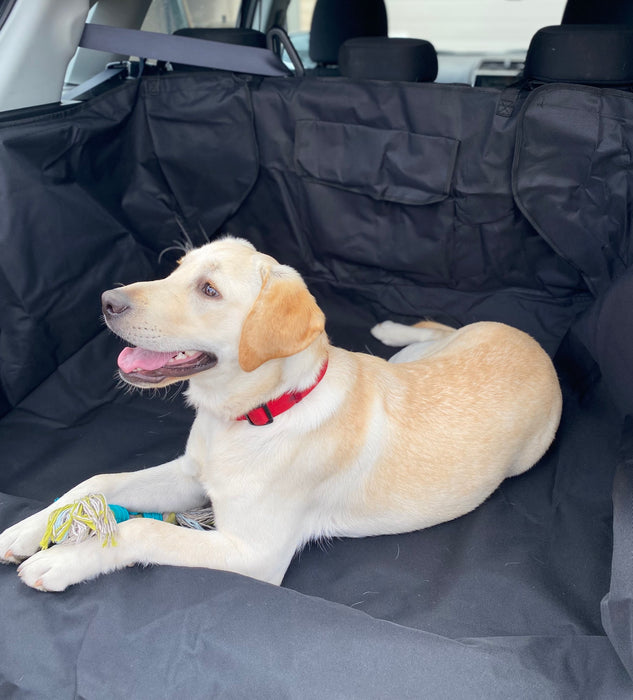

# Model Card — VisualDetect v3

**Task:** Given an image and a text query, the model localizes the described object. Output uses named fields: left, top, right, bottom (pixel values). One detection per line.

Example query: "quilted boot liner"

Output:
left=1, top=72, right=632, bottom=696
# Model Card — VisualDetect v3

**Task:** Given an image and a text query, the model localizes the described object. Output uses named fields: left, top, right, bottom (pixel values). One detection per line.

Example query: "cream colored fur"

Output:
left=0, top=237, right=562, bottom=591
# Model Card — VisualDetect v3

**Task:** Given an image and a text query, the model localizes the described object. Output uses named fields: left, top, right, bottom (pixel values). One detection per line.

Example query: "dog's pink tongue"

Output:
left=118, top=347, right=174, bottom=373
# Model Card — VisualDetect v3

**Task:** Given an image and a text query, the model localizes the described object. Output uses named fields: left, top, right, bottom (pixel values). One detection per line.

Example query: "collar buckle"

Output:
left=246, top=403, right=274, bottom=426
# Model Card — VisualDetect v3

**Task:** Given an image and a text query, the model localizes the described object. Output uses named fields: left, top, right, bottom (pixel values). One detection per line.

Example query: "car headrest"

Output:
left=524, top=25, right=633, bottom=85
left=339, top=37, right=438, bottom=82
left=562, top=0, right=633, bottom=24
left=309, top=0, right=388, bottom=66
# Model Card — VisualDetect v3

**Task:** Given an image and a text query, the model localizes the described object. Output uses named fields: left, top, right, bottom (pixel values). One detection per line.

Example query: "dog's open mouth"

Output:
left=117, top=347, right=217, bottom=384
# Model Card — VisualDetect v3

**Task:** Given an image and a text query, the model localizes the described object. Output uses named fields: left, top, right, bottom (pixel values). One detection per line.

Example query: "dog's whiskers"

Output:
left=158, top=215, right=208, bottom=265
left=174, top=215, right=196, bottom=252
left=197, top=220, right=211, bottom=243
left=158, top=243, right=189, bottom=264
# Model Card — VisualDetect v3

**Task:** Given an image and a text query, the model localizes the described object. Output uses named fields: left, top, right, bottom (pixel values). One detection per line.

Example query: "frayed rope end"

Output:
left=39, top=494, right=118, bottom=550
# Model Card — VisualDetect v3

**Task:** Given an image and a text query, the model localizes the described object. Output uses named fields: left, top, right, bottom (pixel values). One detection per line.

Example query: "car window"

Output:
left=385, top=0, right=567, bottom=53
left=285, top=0, right=568, bottom=83
left=142, top=0, right=243, bottom=33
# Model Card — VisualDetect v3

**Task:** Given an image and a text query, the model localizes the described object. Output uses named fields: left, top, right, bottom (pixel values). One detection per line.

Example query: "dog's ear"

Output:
left=238, top=266, right=325, bottom=372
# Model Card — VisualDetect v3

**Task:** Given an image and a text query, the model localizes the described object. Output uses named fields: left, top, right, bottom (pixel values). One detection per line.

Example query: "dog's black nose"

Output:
left=102, top=289, right=131, bottom=317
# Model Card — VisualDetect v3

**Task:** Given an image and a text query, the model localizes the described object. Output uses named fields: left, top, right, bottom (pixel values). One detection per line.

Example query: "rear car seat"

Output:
left=308, top=0, right=387, bottom=76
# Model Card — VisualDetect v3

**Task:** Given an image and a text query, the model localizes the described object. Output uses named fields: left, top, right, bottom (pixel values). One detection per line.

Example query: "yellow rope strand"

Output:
left=39, top=494, right=118, bottom=550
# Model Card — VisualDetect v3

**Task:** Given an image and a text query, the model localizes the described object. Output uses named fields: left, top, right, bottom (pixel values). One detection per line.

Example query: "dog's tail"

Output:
left=371, top=320, right=455, bottom=348
left=412, top=320, right=455, bottom=333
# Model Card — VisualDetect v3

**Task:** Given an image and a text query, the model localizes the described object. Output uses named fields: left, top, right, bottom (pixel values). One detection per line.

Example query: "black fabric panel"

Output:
left=226, top=78, right=591, bottom=356
left=0, top=536, right=630, bottom=699
left=0, top=86, right=156, bottom=406
left=138, top=74, right=259, bottom=237
left=248, top=79, right=584, bottom=298
left=295, top=120, right=456, bottom=204
left=602, top=418, right=633, bottom=679
left=571, top=266, right=633, bottom=418
left=514, top=84, right=633, bottom=295
left=0, top=377, right=630, bottom=697
left=0, top=74, right=258, bottom=408
left=594, top=270, right=633, bottom=417
left=0, top=382, right=9, bottom=420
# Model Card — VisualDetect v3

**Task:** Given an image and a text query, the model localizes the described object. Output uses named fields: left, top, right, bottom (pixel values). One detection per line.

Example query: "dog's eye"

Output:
left=201, top=282, right=220, bottom=298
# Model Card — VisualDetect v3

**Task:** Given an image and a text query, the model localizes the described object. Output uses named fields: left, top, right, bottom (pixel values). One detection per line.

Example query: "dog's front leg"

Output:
left=16, top=518, right=295, bottom=591
left=0, top=457, right=207, bottom=564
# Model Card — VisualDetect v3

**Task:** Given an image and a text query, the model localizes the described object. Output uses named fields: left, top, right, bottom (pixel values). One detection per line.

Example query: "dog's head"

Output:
left=102, top=237, right=325, bottom=389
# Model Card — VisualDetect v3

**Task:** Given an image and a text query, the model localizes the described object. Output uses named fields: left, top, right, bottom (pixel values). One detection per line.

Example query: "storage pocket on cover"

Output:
left=294, top=120, right=458, bottom=206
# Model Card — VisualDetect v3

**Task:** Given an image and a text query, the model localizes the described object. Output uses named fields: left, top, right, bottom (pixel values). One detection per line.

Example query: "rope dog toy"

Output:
left=39, top=493, right=215, bottom=550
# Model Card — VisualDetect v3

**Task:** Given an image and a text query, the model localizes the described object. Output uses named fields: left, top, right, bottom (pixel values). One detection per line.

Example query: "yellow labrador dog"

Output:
left=0, top=237, right=562, bottom=591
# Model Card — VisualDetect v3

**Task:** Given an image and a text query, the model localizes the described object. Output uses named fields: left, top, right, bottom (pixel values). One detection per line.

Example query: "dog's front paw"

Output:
left=17, top=538, right=118, bottom=592
left=17, top=546, right=80, bottom=592
left=0, top=511, right=50, bottom=564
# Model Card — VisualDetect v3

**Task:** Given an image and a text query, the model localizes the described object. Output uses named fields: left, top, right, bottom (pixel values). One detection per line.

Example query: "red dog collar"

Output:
left=237, top=359, right=328, bottom=426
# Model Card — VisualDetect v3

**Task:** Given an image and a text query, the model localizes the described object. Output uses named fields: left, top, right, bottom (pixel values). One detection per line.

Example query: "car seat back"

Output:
left=309, top=0, right=388, bottom=75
